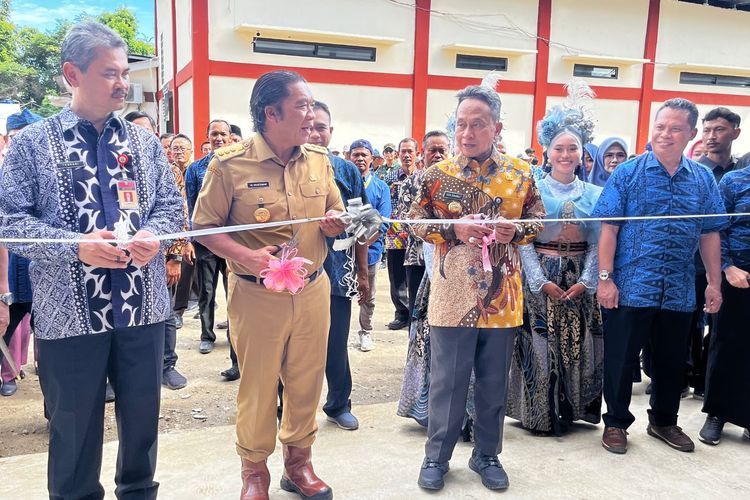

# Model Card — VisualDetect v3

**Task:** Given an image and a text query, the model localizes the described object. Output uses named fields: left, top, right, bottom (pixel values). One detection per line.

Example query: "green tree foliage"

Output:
left=1, top=2, right=154, bottom=113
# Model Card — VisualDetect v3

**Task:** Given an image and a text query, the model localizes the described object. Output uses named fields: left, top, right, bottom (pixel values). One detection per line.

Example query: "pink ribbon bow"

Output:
left=481, top=231, right=496, bottom=272
left=259, top=247, right=313, bottom=295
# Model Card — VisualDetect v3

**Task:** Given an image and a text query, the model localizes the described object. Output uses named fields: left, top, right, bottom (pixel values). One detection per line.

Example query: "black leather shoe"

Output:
left=387, top=319, right=408, bottom=330
left=162, top=367, right=188, bottom=390
left=417, top=457, right=448, bottom=491
left=0, top=379, right=17, bottom=396
left=105, top=382, right=115, bottom=403
left=175, top=314, right=184, bottom=330
left=199, top=340, right=214, bottom=354
left=468, top=450, right=509, bottom=490
left=699, top=415, right=724, bottom=445
left=221, top=365, right=240, bottom=381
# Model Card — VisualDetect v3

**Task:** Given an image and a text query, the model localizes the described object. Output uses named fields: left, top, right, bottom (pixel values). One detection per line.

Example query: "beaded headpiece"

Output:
left=537, top=79, right=596, bottom=148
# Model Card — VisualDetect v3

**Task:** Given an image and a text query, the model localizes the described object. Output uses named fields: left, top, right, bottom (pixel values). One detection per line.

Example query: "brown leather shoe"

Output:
left=240, top=458, right=270, bottom=500
left=601, top=426, right=628, bottom=454
left=647, top=424, right=695, bottom=452
left=280, top=445, right=333, bottom=500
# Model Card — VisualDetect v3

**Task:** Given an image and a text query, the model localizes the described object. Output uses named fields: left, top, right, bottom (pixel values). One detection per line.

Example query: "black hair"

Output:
left=422, top=130, right=449, bottom=149
left=206, top=119, right=231, bottom=136
left=657, top=98, right=699, bottom=129
left=123, top=110, right=156, bottom=131
left=313, top=100, right=331, bottom=121
left=398, top=137, right=418, bottom=151
left=170, top=133, right=192, bottom=146
left=702, top=107, right=741, bottom=128
left=249, top=70, right=306, bottom=133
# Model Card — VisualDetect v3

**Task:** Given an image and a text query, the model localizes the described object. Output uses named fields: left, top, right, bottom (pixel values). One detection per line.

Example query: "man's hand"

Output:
left=542, top=282, right=566, bottom=300
left=126, top=230, right=161, bottom=267
left=78, top=231, right=129, bottom=269
left=597, top=279, right=619, bottom=309
left=240, top=246, right=278, bottom=276
left=454, top=215, right=493, bottom=247
left=492, top=217, right=517, bottom=244
left=0, top=303, right=9, bottom=332
left=183, top=242, right=195, bottom=265
left=724, top=266, right=749, bottom=289
left=704, top=283, right=723, bottom=313
left=166, top=259, right=182, bottom=287
left=357, top=272, right=370, bottom=305
left=562, top=283, right=587, bottom=300
left=319, top=210, right=347, bottom=237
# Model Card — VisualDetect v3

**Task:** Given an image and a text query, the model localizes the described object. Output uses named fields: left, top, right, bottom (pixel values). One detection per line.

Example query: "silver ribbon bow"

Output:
left=332, top=197, right=384, bottom=251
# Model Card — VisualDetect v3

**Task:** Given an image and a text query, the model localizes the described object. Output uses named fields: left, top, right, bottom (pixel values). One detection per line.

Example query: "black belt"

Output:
left=534, top=241, right=588, bottom=252
left=236, top=267, right=323, bottom=286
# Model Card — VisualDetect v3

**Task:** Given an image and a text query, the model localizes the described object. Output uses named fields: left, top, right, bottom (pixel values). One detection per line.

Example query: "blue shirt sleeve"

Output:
left=185, top=161, right=199, bottom=219
left=718, top=174, right=735, bottom=269
left=700, top=170, right=728, bottom=234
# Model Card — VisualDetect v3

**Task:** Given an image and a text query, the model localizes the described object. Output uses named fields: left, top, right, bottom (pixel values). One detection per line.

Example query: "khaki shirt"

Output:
left=192, top=133, right=344, bottom=276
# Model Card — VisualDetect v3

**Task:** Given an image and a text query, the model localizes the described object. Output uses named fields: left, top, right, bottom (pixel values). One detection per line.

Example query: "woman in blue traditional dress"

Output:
left=507, top=81, right=604, bottom=435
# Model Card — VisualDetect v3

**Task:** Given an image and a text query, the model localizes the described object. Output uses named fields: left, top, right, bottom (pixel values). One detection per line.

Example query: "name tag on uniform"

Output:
left=56, top=160, right=85, bottom=169
left=444, top=191, right=464, bottom=201
left=247, top=181, right=270, bottom=189
left=116, top=180, right=139, bottom=209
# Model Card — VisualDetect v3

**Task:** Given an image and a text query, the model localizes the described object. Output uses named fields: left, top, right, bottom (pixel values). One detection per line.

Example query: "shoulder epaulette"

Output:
left=304, top=143, right=329, bottom=155
left=214, top=141, right=248, bottom=162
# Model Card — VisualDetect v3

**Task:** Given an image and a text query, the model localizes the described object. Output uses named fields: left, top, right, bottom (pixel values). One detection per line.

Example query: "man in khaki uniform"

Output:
left=193, top=70, right=345, bottom=500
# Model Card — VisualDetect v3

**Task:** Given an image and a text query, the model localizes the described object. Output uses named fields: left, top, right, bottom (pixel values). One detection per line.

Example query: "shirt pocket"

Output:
left=300, top=182, right=329, bottom=218
left=236, top=188, right=283, bottom=224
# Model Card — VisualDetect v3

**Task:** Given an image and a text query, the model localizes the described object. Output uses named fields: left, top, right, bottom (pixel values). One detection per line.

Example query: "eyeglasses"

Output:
left=170, top=146, right=191, bottom=153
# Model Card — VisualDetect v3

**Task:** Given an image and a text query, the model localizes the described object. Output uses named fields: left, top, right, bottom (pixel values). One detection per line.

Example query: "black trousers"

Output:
left=386, top=249, right=409, bottom=322
left=405, top=264, right=425, bottom=323
left=602, top=306, right=692, bottom=429
left=37, top=322, right=165, bottom=500
left=164, top=287, right=179, bottom=371
left=702, top=275, right=750, bottom=428
left=426, top=326, right=516, bottom=463
left=323, top=295, right=353, bottom=417
left=194, top=242, right=227, bottom=343
left=1, top=302, right=33, bottom=377
left=687, top=274, right=712, bottom=392
left=173, top=260, right=196, bottom=315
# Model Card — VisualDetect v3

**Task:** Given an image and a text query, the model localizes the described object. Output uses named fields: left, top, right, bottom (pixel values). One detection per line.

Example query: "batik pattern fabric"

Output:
left=591, top=152, right=727, bottom=312
left=385, top=166, right=408, bottom=251
left=0, top=107, right=183, bottom=339
left=166, top=163, right=189, bottom=258
left=718, top=167, right=750, bottom=270
left=398, top=169, right=426, bottom=266
left=507, top=176, right=603, bottom=434
left=409, top=149, right=545, bottom=328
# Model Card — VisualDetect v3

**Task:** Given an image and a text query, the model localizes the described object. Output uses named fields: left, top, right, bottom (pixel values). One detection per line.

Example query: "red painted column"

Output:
left=530, top=0, right=552, bottom=154
left=170, top=0, right=179, bottom=131
left=636, top=0, right=661, bottom=153
left=191, top=0, right=210, bottom=156
left=411, top=0, right=431, bottom=143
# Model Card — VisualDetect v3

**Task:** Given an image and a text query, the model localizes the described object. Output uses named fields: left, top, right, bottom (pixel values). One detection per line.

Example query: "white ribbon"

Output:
left=332, top=197, right=385, bottom=251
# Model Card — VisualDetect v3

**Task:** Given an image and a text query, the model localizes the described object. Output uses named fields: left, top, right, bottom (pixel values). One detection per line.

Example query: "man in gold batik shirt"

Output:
left=409, top=84, right=545, bottom=493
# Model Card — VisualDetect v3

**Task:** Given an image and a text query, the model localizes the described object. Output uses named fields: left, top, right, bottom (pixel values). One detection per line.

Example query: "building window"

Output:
left=252, top=38, right=376, bottom=62
left=573, top=63, right=618, bottom=79
left=455, top=54, right=508, bottom=72
left=678, top=0, right=750, bottom=12
left=680, top=72, right=750, bottom=88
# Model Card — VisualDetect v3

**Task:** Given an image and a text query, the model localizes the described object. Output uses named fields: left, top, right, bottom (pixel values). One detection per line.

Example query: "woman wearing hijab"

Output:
left=507, top=80, right=604, bottom=435
left=589, top=137, right=628, bottom=187
left=583, top=143, right=599, bottom=179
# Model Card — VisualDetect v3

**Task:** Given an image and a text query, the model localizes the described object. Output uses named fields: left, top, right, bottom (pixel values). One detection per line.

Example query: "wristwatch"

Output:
left=167, top=254, right=183, bottom=262
left=598, top=270, right=612, bottom=281
left=0, top=292, right=14, bottom=306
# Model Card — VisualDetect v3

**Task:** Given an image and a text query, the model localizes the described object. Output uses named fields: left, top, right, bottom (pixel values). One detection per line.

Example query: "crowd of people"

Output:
left=0, top=20, right=748, bottom=500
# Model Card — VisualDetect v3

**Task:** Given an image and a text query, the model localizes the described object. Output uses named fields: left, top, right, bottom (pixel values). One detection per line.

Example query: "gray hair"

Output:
left=657, top=98, right=699, bottom=129
left=456, top=85, right=502, bottom=123
left=61, top=21, right=128, bottom=72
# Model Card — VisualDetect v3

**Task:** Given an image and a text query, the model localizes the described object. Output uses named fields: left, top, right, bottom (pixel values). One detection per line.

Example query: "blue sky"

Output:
left=10, top=0, right=155, bottom=43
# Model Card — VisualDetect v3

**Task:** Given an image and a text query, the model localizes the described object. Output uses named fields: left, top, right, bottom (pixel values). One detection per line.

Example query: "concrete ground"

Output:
left=1, top=386, right=748, bottom=499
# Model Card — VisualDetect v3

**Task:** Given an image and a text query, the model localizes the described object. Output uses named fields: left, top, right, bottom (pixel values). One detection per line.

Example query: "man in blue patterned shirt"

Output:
left=0, top=22, right=183, bottom=499
left=593, top=98, right=726, bottom=455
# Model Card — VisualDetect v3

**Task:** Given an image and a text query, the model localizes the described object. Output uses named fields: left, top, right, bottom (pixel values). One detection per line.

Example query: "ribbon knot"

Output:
left=481, top=231, right=497, bottom=272
left=332, top=197, right=384, bottom=251
left=259, top=247, right=313, bottom=294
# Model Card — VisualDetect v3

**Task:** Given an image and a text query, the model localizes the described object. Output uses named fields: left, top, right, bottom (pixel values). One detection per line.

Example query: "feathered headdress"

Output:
left=537, top=79, right=596, bottom=147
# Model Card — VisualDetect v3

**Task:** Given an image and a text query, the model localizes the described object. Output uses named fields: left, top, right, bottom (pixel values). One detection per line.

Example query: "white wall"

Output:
left=175, top=0, right=192, bottom=71
left=156, top=0, right=173, bottom=84
left=428, top=0, right=538, bottom=81
left=178, top=79, right=194, bottom=139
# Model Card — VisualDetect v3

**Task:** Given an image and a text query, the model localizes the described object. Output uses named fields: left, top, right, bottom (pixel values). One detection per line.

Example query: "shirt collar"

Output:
left=456, top=146, right=504, bottom=175
left=697, top=154, right=737, bottom=171
left=58, top=106, right=122, bottom=133
left=253, top=133, right=304, bottom=165
left=645, top=151, right=693, bottom=175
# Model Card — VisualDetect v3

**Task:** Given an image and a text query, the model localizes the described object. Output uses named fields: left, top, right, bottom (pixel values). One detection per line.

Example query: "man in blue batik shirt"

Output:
left=593, top=98, right=726, bottom=456
left=0, top=22, right=183, bottom=499
left=349, top=139, right=391, bottom=353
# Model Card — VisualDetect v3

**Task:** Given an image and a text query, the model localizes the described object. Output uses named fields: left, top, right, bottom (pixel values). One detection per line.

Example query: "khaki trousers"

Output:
left=228, top=272, right=331, bottom=462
